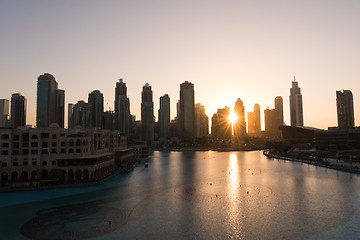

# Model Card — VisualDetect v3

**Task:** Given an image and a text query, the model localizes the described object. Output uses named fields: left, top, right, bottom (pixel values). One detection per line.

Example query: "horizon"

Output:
left=1, top=1, right=359, bottom=130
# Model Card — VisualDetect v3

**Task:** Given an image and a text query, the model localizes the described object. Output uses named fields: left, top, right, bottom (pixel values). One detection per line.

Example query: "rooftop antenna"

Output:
left=294, top=75, right=296, bottom=82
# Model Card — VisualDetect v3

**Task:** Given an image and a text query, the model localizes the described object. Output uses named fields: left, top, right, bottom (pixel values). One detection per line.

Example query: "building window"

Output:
left=1, top=150, right=8, bottom=155
left=22, top=142, right=29, bottom=147
left=13, top=134, right=19, bottom=141
left=2, top=162, right=7, bottom=167
left=41, top=133, right=49, bottom=139
left=60, top=141, right=66, bottom=147
left=52, top=134, right=56, bottom=139
left=31, top=142, right=38, bottom=147
left=42, top=142, right=48, bottom=148
left=52, top=142, right=57, bottom=147
left=23, top=161, right=28, bottom=166
left=12, top=150, right=19, bottom=155
left=31, top=149, right=38, bottom=155
left=32, top=161, right=37, bottom=166
left=51, top=149, right=56, bottom=154
left=22, top=133, right=29, bottom=142
left=1, top=134, right=9, bottom=140
left=13, top=142, right=19, bottom=148
left=13, top=162, right=18, bottom=166
left=60, top=149, right=66, bottom=153
left=22, top=149, right=29, bottom=155
left=1, top=142, right=9, bottom=148
left=31, top=135, right=38, bottom=140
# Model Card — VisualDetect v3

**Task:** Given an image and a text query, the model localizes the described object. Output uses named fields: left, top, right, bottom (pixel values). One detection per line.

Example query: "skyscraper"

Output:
left=274, top=96, right=284, bottom=126
left=115, top=79, right=131, bottom=134
left=195, top=103, right=209, bottom=138
left=88, top=90, right=104, bottom=128
left=141, top=83, right=154, bottom=145
left=179, top=81, right=195, bottom=143
left=264, top=96, right=284, bottom=135
left=248, top=104, right=261, bottom=133
left=68, top=104, right=74, bottom=128
left=72, top=101, right=91, bottom=128
left=234, top=98, right=246, bottom=138
left=336, top=90, right=354, bottom=128
left=289, top=76, right=303, bottom=127
left=10, top=93, right=26, bottom=128
left=0, top=99, right=9, bottom=127
left=159, top=94, right=170, bottom=139
left=36, top=73, right=65, bottom=128
left=211, top=106, right=231, bottom=140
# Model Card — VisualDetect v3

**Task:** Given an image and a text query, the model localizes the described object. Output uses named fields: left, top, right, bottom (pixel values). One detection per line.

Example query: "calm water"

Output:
left=0, top=150, right=359, bottom=240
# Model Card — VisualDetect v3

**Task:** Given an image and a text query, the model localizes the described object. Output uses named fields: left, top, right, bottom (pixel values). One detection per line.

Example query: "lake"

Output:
left=0, top=150, right=359, bottom=239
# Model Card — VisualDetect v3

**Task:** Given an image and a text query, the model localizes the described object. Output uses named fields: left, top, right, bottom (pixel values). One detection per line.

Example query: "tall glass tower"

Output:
left=289, top=76, right=303, bottom=127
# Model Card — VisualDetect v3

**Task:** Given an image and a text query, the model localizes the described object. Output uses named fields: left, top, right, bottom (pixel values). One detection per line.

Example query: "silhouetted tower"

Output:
left=248, top=104, right=261, bottom=133
left=289, top=76, right=303, bottom=127
left=36, top=73, right=65, bottom=128
left=10, top=93, right=26, bottom=128
left=179, top=81, right=195, bottom=143
left=159, top=94, right=170, bottom=139
left=336, top=90, right=354, bottom=128
left=115, top=79, right=131, bottom=134
left=141, top=83, right=154, bottom=145
left=234, top=98, right=246, bottom=139
left=88, top=90, right=104, bottom=128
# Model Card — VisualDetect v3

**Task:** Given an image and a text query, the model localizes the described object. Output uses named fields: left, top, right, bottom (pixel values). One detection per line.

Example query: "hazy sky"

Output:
left=1, top=0, right=359, bottom=130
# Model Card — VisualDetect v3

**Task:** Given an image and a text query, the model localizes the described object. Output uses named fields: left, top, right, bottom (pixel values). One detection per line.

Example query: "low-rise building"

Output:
left=0, top=124, right=136, bottom=187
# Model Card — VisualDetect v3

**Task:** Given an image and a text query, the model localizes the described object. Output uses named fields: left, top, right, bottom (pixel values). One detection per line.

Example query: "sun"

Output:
left=228, top=110, right=238, bottom=124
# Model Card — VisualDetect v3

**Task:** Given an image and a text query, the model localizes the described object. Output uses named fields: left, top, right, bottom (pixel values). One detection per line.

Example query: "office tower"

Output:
left=211, top=106, right=231, bottom=140
left=115, top=79, right=131, bottom=134
left=56, top=89, right=65, bottom=128
left=337, top=90, right=354, bottom=128
left=159, top=94, right=170, bottom=139
left=0, top=99, right=9, bottom=127
left=88, top=90, right=104, bottom=128
left=36, top=73, right=65, bottom=128
left=103, top=110, right=115, bottom=130
left=274, top=96, right=284, bottom=126
left=264, top=96, right=284, bottom=134
left=289, top=76, right=303, bottom=127
left=248, top=104, right=261, bottom=133
left=72, top=101, right=91, bottom=128
left=141, top=83, right=154, bottom=145
left=10, top=93, right=27, bottom=128
left=234, top=98, right=246, bottom=138
left=264, top=107, right=274, bottom=132
left=68, top=104, right=74, bottom=128
left=179, top=81, right=195, bottom=143
left=195, top=103, right=209, bottom=138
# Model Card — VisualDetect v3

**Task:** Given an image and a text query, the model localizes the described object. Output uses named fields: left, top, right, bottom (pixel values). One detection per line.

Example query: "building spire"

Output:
left=294, top=75, right=296, bottom=82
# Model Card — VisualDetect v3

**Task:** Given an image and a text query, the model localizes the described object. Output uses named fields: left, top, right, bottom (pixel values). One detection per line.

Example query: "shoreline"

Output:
left=263, top=150, right=360, bottom=174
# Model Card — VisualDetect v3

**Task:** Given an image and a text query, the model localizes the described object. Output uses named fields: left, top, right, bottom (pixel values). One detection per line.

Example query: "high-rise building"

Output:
left=264, top=96, right=284, bottom=135
left=103, top=110, right=115, bottom=130
left=159, top=94, right=170, bottom=139
left=56, top=89, right=65, bottom=128
left=115, top=79, right=131, bottom=134
left=72, top=101, right=91, bottom=128
left=289, top=76, right=303, bottom=127
left=36, top=73, right=65, bottom=128
left=179, top=81, right=195, bottom=143
left=195, top=103, right=209, bottom=138
left=88, top=90, right=104, bottom=128
left=211, top=106, right=231, bottom=140
left=68, top=104, right=74, bottom=128
left=248, top=104, right=261, bottom=133
left=234, top=98, right=246, bottom=138
left=0, top=99, right=9, bottom=127
left=141, top=83, right=154, bottom=145
left=336, top=90, right=354, bottom=128
left=10, top=93, right=26, bottom=128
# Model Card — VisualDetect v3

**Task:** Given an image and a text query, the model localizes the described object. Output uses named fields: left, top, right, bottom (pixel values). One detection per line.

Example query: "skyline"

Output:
left=1, top=1, right=360, bottom=129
